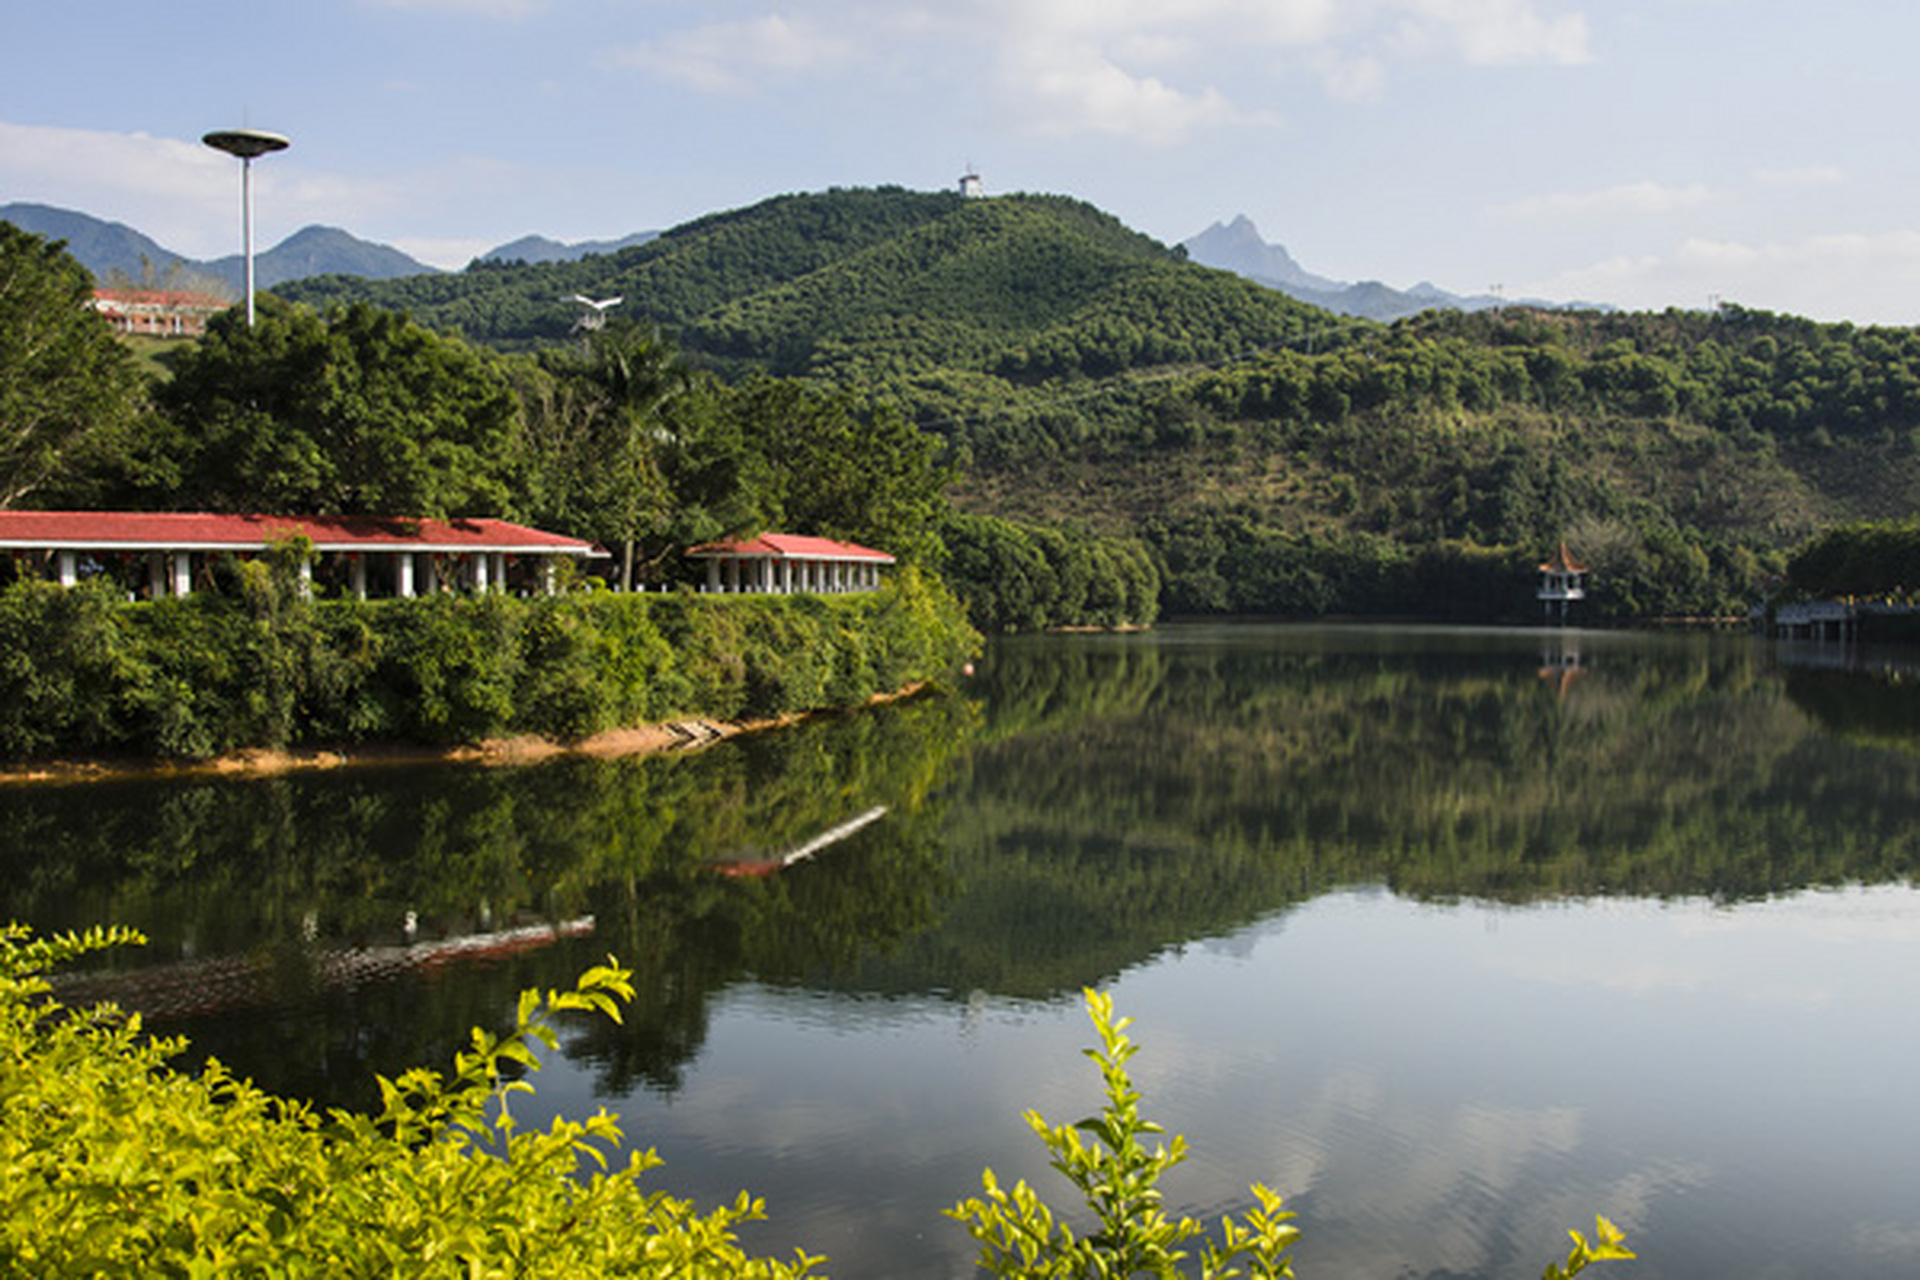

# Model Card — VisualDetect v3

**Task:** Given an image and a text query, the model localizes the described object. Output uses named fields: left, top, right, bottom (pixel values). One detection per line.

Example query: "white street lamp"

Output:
left=203, top=128, right=290, bottom=328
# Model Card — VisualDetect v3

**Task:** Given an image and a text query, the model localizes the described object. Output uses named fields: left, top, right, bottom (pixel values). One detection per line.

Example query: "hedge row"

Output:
left=0, top=567, right=978, bottom=761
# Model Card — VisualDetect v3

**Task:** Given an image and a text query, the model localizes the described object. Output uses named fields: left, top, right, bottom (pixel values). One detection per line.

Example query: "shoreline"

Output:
left=0, top=683, right=928, bottom=787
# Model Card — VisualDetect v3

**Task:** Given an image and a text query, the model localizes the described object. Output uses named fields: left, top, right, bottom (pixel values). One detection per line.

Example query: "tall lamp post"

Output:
left=203, top=128, right=289, bottom=328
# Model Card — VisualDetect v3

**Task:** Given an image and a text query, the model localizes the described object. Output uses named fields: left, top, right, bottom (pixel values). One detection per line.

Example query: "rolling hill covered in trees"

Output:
left=254, top=188, right=1920, bottom=620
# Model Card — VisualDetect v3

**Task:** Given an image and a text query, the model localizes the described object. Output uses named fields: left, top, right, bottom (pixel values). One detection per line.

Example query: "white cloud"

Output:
left=1530, top=230, right=1920, bottom=325
left=1395, top=0, right=1591, bottom=65
left=1007, top=45, right=1276, bottom=142
left=600, top=1, right=1594, bottom=143
left=1490, top=180, right=1714, bottom=219
left=1314, top=49, right=1388, bottom=100
left=607, top=16, right=857, bottom=94
left=0, top=122, right=236, bottom=256
left=0, top=120, right=526, bottom=263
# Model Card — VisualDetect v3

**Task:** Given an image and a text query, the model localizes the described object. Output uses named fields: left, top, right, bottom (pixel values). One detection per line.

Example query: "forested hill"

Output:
left=278, top=187, right=1326, bottom=377
left=278, top=187, right=1920, bottom=622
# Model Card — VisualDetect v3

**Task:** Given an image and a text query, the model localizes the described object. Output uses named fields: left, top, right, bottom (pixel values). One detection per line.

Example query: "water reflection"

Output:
left=6, top=626, right=1920, bottom=1277
left=9, top=626, right=1920, bottom=1093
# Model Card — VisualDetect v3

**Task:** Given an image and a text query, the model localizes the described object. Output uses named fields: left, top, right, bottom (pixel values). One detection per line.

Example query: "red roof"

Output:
left=91, top=289, right=227, bottom=311
left=0, top=512, right=594, bottom=554
left=1539, top=541, right=1587, bottom=574
left=686, top=532, right=895, bottom=563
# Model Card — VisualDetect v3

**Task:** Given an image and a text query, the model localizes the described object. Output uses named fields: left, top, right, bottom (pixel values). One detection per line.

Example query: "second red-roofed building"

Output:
left=686, top=533, right=895, bottom=595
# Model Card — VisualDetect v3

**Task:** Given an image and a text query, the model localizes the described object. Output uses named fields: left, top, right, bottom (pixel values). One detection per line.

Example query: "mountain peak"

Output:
left=1182, top=215, right=1329, bottom=293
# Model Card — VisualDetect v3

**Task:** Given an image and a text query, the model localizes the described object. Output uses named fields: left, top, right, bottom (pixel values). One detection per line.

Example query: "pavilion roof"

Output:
left=0, top=512, right=595, bottom=555
left=1538, top=541, right=1587, bottom=574
left=685, top=532, right=895, bottom=563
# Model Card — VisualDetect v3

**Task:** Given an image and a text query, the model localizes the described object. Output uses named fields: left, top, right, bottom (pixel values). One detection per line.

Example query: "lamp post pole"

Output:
left=203, top=128, right=289, bottom=328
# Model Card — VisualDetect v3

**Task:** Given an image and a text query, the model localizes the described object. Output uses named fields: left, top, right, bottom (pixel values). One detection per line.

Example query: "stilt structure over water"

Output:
left=1538, top=541, right=1587, bottom=624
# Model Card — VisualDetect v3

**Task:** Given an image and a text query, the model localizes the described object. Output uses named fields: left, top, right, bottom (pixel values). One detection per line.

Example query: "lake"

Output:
left=6, top=623, right=1920, bottom=1278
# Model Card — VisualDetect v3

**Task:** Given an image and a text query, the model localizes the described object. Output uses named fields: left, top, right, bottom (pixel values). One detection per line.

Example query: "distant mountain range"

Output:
left=2, top=198, right=1593, bottom=320
left=0, top=202, right=660, bottom=293
left=478, top=231, right=659, bottom=265
left=1179, top=214, right=1590, bottom=321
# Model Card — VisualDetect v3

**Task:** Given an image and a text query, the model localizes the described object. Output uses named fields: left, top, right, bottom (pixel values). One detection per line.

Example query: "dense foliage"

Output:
left=134, top=297, right=520, bottom=517
left=22, top=189, right=1920, bottom=626
left=276, top=188, right=1920, bottom=622
left=0, top=565, right=977, bottom=761
left=3, top=928, right=1627, bottom=1278
left=939, top=510, right=1160, bottom=632
left=1787, top=518, right=1920, bottom=599
left=0, top=221, right=148, bottom=509
left=0, top=925, right=820, bottom=1277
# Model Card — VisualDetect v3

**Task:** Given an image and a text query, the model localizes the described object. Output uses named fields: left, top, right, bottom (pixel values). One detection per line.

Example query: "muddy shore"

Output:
left=0, top=684, right=927, bottom=786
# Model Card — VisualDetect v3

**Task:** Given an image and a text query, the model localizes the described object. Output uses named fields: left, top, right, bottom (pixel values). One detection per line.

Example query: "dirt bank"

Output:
left=0, top=684, right=927, bottom=786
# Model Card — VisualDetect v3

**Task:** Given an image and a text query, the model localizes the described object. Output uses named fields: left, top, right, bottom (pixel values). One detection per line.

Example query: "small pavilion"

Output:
left=687, top=533, right=894, bottom=595
left=0, top=512, right=597, bottom=599
left=1537, top=541, right=1588, bottom=623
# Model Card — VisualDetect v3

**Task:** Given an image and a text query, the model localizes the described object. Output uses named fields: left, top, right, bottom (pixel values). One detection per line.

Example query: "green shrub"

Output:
left=0, top=925, right=821, bottom=1278
left=3, top=931, right=1632, bottom=1279
left=0, top=572, right=980, bottom=761
left=0, top=580, right=135, bottom=757
left=951, top=990, right=1634, bottom=1280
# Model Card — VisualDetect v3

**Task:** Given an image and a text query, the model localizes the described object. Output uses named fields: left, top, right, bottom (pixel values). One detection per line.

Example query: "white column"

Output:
left=782, top=559, right=794, bottom=594
left=396, top=553, right=415, bottom=598
left=56, top=551, right=77, bottom=587
left=706, top=560, right=721, bottom=593
left=423, top=555, right=439, bottom=595
left=491, top=552, right=506, bottom=592
left=297, top=559, right=313, bottom=600
left=540, top=559, right=557, bottom=595
left=172, top=552, right=193, bottom=596
left=350, top=556, right=367, bottom=600
left=472, top=554, right=489, bottom=593
left=148, top=552, right=167, bottom=599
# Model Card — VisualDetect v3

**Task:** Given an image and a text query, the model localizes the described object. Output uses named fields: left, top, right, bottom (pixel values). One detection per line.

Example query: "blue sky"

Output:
left=3, top=1, right=1914, bottom=323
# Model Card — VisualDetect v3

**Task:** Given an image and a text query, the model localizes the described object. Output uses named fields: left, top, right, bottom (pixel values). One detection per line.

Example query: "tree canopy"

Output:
left=130, top=296, right=521, bottom=518
left=0, top=224, right=147, bottom=509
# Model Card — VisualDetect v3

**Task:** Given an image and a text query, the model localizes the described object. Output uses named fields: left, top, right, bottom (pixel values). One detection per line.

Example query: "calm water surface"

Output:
left=7, top=624, right=1920, bottom=1278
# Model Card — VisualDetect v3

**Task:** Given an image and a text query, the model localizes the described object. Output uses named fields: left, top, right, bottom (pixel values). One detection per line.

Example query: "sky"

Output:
left=3, top=0, right=1916, bottom=325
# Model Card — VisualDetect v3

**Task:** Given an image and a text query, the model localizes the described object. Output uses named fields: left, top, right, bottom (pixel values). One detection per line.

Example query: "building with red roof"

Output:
left=1537, top=541, right=1588, bottom=622
left=686, top=532, right=894, bottom=595
left=0, top=511, right=596, bottom=599
left=90, top=289, right=229, bottom=338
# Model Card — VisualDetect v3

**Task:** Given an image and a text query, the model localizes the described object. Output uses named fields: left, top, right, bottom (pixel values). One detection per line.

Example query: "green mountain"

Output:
left=277, top=187, right=1920, bottom=621
left=0, top=203, right=438, bottom=292
left=281, top=186, right=1323, bottom=373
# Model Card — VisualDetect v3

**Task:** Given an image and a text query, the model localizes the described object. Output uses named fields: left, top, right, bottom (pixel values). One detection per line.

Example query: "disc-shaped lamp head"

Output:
left=203, top=129, right=290, bottom=160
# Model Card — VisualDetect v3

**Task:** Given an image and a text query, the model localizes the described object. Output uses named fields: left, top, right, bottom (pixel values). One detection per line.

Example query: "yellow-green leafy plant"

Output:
left=949, top=989, right=1633, bottom=1280
left=0, top=924, right=820, bottom=1278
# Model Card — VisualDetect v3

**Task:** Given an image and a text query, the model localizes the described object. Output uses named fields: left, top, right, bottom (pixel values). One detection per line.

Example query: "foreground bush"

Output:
left=0, top=925, right=820, bottom=1277
left=0, top=567, right=978, bottom=760
left=3, top=927, right=1632, bottom=1278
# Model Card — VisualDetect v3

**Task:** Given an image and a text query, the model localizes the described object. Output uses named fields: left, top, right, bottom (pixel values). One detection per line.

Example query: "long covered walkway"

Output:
left=0, top=512, right=598, bottom=599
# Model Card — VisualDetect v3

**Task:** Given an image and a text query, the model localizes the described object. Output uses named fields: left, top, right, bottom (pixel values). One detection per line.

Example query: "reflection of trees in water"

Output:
left=1784, top=665, right=1920, bottom=752
left=564, top=817, right=951, bottom=1095
left=13, top=631, right=1920, bottom=1107
left=0, top=693, right=974, bottom=1107
left=883, top=630, right=1920, bottom=1000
